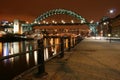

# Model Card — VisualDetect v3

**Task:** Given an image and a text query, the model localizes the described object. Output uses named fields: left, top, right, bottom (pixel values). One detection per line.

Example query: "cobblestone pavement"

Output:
left=14, top=38, right=120, bottom=80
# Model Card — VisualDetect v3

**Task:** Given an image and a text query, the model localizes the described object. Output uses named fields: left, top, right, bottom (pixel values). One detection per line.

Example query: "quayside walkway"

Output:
left=16, top=38, right=120, bottom=80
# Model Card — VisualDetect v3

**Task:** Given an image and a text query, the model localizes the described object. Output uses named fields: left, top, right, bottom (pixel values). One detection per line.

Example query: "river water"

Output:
left=0, top=40, right=38, bottom=80
left=0, top=38, right=63, bottom=80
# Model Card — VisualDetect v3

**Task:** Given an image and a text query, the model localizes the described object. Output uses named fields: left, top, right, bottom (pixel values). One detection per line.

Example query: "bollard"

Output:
left=60, top=37, right=64, bottom=58
left=36, top=39, right=47, bottom=77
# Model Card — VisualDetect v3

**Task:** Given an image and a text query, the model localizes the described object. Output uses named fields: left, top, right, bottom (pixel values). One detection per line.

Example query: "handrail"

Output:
left=0, top=36, right=70, bottom=61
left=0, top=36, right=82, bottom=80
left=0, top=49, right=38, bottom=61
left=0, top=37, right=67, bottom=61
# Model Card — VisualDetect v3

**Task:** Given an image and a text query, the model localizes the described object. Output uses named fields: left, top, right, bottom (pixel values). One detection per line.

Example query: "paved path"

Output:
left=15, top=38, right=120, bottom=80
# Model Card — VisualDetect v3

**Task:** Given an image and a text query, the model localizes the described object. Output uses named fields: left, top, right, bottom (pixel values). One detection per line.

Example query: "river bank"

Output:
left=0, top=34, right=34, bottom=42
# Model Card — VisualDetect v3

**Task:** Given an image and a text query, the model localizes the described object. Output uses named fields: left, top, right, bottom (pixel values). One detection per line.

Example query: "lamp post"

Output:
left=108, top=33, right=111, bottom=43
left=106, top=9, right=115, bottom=43
left=108, top=20, right=112, bottom=43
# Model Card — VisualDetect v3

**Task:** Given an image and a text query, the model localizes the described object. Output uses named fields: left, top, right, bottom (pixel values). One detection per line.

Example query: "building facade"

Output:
left=98, top=14, right=120, bottom=38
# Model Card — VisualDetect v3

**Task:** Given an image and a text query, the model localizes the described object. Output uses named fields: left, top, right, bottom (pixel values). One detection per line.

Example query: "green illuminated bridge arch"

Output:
left=34, top=9, right=87, bottom=24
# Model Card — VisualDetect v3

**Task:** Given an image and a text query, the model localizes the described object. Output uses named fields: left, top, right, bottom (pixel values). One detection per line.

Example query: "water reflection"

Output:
left=0, top=43, right=2, bottom=57
left=0, top=38, right=67, bottom=80
left=26, top=53, right=29, bottom=65
left=34, top=51, right=38, bottom=65
left=0, top=38, right=67, bottom=63
left=44, top=48, right=49, bottom=60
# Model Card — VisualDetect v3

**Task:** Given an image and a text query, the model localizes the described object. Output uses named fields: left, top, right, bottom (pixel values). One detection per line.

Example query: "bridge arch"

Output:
left=33, top=9, right=87, bottom=24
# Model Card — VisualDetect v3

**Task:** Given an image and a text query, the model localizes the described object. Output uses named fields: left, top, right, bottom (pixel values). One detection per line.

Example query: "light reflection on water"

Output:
left=0, top=38, right=67, bottom=63
left=0, top=38, right=67, bottom=80
left=0, top=40, right=38, bottom=80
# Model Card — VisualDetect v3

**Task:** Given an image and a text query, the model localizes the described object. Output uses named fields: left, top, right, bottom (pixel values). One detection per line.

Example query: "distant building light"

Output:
left=46, top=22, right=49, bottom=24
left=103, top=22, right=107, bottom=25
left=81, top=20, right=84, bottom=24
left=90, top=20, right=94, bottom=23
left=96, top=22, right=99, bottom=25
left=26, top=21, right=29, bottom=24
left=108, top=34, right=111, bottom=37
left=54, top=21, right=57, bottom=24
left=52, top=20, right=55, bottom=23
left=43, top=20, right=46, bottom=24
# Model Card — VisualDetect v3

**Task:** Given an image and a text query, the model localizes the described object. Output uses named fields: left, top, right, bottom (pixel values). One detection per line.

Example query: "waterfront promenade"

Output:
left=15, top=38, right=120, bottom=80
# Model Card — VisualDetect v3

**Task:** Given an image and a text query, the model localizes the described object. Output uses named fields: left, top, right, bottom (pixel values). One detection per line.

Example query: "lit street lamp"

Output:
left=108, top=22, right=112, bottom=43
left=108, top=8, right=116, bottom=18
left=107, top=9, right=116, bottom=42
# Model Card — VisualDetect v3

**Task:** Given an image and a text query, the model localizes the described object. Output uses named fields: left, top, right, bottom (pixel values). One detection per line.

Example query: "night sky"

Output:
left=0, top=0, right=120, bottom=22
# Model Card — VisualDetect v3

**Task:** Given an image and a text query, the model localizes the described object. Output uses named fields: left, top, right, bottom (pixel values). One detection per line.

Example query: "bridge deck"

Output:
left=14, top=38, right=120, bottom=80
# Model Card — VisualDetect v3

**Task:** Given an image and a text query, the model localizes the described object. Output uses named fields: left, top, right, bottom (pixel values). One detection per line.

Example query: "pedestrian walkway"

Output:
left=15, top=38, right=120, bottom=80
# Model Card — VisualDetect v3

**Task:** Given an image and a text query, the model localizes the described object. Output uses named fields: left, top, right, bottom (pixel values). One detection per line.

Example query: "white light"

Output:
left=61, top=20, right=65, bottom=24
left=108, top=34, right=111, bottom=37
left=108, top=8, right=116, bottom=14
left=90, top=20, right=94, bottom=23
left=52, top=20, right=55, bottom=23
left=109, top=10, right=114, bottom=14
left=81, top=20, right=84, bottom=23
left=54, top=21, right=57, bottom=24
left=26, top=21, right=29, bottom=24
left=34, top=21, right=37, bottom=24
left=8, top=24, right=10, bottom=26
left=96, top=22, right=99, bottom=25
left=11, top=23, right=13, bottom=25
left=103, top=22, right=107, bottom=25
left=43, top=20, right=46, bottom=24
left=46, top=22, right=49, bottom=24
left=71, top=20, right=74, bottom=23
left=61, top=20, right=64, bottom=23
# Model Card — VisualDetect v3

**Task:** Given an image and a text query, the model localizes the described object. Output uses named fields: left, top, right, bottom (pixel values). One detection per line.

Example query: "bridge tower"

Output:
left=13, top=19, right=26, bottom=34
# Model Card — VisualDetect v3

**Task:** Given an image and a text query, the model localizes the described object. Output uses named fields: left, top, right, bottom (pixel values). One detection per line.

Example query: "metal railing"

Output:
left=0, top=36, right=82, bottom=80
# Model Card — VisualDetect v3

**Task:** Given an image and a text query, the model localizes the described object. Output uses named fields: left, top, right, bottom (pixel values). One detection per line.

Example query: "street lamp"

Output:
left=108, top=33, right=111, bottom=43
left=102, top=21, right=109, bottom=37
left=108, top=20, right=112, bottom=43
left=109, top=9, right=115, bottom=14
left=105, top=9, right=115, bottom=42
left=108, top=8, right=116, bottom=18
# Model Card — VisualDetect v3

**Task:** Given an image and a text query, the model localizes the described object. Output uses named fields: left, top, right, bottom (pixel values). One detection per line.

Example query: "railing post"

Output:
left=60, top=37, right=64, bottom=58
left=68, top=36, right=71, bottom=51
left=72, top=37, right=75, bottom=48
left=36, top=39, right=47, bottom=77
left=71, top=37, right=73, bottom=48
